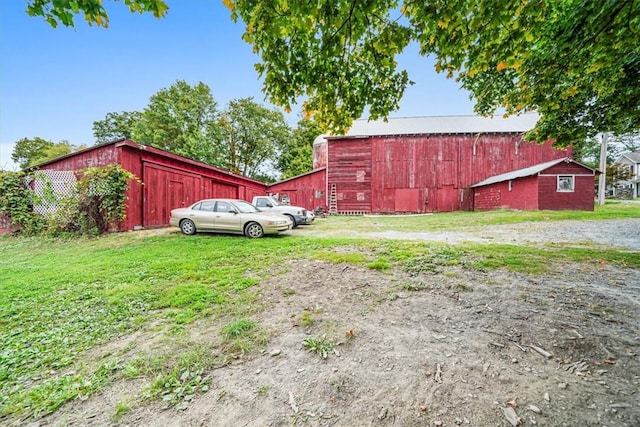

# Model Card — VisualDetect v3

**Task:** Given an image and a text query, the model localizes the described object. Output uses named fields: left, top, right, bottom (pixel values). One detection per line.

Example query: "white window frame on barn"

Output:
left=557, top=175, right=575, bottom=192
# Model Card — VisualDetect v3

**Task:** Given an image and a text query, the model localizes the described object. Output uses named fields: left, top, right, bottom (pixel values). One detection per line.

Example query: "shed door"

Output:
left=169, top=180, right=185, bottom=210
left=143, top=163, right=201, bottom=227
left=436, top=185, right=459, bottom=212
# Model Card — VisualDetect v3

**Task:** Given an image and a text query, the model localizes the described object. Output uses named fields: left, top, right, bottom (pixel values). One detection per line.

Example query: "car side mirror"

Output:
left=266, top=203, right=273, bottom=208
left=230, top=209, right=238, bottom=214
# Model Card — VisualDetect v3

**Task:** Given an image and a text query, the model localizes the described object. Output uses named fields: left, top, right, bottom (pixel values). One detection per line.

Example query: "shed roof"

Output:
left=471, top=158, right=595, bottom=188
left=29, top=139, right=266, bottom=185
left=328, top=113, right=539, bottom=139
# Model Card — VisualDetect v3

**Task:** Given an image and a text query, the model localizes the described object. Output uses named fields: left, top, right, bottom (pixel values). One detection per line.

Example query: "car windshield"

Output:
left=268, top=197, right=282, bottom=206
left=233, top=200, right=261, bottom=213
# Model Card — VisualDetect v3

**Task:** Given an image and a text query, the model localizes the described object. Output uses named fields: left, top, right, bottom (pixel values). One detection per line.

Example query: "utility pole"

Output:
left=598, top=133, right=608, bottom=206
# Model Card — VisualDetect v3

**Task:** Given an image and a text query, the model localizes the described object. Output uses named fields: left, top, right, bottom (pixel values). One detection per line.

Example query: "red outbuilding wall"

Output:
left=328, top=134, right=570, bottom=213
left=538, top=162, right=595, bottom=211
left=473, top=159, right=595, bottom=211
left=474, top=175, right=539, bottom=211
left=36, top=140, right=267, bottom=230
left=267, top=168, right=327, bottom=211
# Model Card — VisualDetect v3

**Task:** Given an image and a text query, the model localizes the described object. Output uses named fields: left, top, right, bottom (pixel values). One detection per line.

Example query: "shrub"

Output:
left=72, top=164, right=139, bottom=234
left=0, top=165, right=139, bottom=236
left=0, top=171, right=45, bottom=235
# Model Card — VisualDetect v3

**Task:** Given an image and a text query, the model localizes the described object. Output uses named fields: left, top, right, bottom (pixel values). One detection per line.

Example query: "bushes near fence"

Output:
left=0, top=164, right=139, bottom=236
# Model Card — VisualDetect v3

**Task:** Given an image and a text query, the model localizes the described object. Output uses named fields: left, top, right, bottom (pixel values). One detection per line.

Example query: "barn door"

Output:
left=394, top=188, right=421, bottom=212
left=169, top=180, right=185, bottom=210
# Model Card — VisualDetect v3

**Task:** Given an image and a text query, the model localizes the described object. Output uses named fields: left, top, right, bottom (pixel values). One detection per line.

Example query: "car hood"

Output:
left=250, top=211, right=292, bottom=222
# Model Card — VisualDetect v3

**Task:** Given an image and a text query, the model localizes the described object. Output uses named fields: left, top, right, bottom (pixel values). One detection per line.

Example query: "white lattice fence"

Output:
left=32, top=170, right=77, bottom=215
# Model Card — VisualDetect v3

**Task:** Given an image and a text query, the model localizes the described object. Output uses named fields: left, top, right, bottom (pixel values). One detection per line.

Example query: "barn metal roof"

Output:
left=471, top=157, right=588, bottom=188
left=329, top=113, right=540, bottom=138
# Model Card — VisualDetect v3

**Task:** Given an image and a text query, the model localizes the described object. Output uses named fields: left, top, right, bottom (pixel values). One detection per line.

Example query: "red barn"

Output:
left=289, top=114, right=573, bottom=214
left=472, top=158, right=597, bottom=211
left=33, top=139, right=267, bottom=230
left=268, top=168, right=327, bottom=212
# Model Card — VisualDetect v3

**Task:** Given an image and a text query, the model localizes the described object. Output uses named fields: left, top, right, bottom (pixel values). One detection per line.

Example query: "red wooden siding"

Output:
left=204, top=179, right=238, bottom=199
left=142, top=162, right=202, bottom=227
left=267, top=168, right=327, bottom=211
left=38, top=145, right=121, bottom=170
left=473, top=160, right=595, bottom=211
left=329, top=139, right=372, bottom=213
left=474, top=176, right=539, bottom=211
left=329, top=134, right=570, bottom=213
left=538, top=176, right=594, bottom=210
left=36, top=140, right=267, bottom=230
left=538, top=162, right=595, bottom=211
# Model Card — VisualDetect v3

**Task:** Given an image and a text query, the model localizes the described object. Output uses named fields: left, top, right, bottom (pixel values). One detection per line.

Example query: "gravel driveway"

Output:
left=365, top=218, right=640, bottom=250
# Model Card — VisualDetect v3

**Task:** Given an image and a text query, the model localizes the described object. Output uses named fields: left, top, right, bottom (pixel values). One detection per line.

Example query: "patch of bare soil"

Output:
left=32, top=255, right=640, bottom=426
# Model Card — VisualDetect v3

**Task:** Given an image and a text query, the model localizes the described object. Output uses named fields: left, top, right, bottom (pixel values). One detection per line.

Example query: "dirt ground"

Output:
left=25, top=220, right=640, bottom=427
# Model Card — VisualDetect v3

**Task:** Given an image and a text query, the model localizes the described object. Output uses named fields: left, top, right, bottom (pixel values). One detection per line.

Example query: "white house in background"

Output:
left=614, top=152, right=640, bottom=197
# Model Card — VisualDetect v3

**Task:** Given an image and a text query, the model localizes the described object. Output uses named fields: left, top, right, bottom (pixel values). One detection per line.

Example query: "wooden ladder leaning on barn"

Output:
left=329, top=184, right=338, bottom=215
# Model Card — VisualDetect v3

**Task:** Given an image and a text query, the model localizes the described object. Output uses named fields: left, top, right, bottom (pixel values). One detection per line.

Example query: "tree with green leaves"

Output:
left=93, top=111, right=142, bottom=144
left=132, top=80, right=224, bottom=166
left=576, top=132, right=640, bottom=168
left=25, top=0, right=168, bottom=27
left=612, top=132, right=640, bottom=155
left=277, top=117, right=322, bottom=180
left=11, top=138, right=83, bottom=169
left=11, top=137, right=54, bottom=169
left=606, top=163, right=633, bottom=186
left=226, top=0, right=639, bottom=147
left=219, top=97, right=290, bottom=179
left=28, top=1, right=639, bottom=149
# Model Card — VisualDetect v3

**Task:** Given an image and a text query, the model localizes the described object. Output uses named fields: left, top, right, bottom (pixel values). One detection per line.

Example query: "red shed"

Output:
left=34, top=139, right=267, bottom=230
left=471, top=158, right=597, bottom=211
left=323, top=114, right=571, bottom=214
left=267, top=168, right=327, bottom=212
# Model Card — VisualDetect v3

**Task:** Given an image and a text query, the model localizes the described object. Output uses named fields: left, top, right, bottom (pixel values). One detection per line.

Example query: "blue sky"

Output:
left=0, top=0, right=475, bottom=170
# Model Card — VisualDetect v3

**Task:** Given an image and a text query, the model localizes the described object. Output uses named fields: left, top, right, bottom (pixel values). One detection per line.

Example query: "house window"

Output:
left=557, top=176, right=574, bottom=192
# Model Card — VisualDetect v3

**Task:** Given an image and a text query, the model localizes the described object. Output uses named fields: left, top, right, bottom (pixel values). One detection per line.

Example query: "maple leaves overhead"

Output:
left=26, top=0, right=640, bottom=146
left=227, top=0, right=640, bottom=146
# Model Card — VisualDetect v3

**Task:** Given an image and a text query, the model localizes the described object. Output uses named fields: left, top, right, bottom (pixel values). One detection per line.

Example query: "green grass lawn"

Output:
left=1, top=204, right=637, bottom=420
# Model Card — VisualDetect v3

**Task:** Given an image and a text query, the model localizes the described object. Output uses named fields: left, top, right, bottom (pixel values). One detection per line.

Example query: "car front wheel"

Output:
left=285, top=214, right=298, bottom=228
left=244, top=222, right=264, bottom=238
left=180, top=219, right=196, bottom=235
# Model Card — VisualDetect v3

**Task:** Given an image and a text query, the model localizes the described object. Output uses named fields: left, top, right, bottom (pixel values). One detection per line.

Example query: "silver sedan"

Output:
left=170, top=199, right=292, bottom=238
